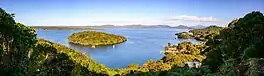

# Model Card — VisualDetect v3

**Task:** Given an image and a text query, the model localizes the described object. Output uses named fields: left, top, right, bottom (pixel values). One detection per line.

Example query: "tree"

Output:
left=204, top=11, right=264, bottom=74
left=0, top=8, right=37, bottom=75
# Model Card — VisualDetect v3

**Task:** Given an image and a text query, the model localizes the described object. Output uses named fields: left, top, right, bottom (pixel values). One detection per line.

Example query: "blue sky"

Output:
left=0, top=0, right=263, bottom=26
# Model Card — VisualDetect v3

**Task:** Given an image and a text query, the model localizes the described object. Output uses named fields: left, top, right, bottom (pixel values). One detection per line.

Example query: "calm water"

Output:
left=36, top=28, right=200, bottom=68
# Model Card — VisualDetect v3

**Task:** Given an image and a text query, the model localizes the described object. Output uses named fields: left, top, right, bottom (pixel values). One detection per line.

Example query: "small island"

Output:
left=176, top=26, right=224, bottom=41
left=68, top=31, right=127, bottom=48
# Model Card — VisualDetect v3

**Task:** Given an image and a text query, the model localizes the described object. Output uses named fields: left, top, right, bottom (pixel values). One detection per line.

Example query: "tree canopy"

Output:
left=203, top=11, right=264, bottom=75
left=0, top=8, right=37, bottom=75
left=0, top=8, right=263, bottom=76
left=68, top=31, right=127, bottom=47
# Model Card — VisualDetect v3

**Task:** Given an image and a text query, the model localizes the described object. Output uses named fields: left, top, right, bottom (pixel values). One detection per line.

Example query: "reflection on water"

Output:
left=36, top=28, right=200, bottom=68
left=69, top=43, right=123, bottom=54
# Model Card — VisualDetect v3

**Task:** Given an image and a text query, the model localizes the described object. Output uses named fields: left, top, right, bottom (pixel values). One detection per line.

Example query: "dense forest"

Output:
left=68, top=31, right=127, bottom=47
left=1, top=7, right=264, bottom=76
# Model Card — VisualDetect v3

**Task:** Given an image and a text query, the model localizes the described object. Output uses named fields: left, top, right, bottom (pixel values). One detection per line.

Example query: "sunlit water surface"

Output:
left=36, top=28, right=200, bottom=68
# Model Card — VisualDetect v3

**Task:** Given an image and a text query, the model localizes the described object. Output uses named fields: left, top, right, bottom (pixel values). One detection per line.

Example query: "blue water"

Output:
left=36, top=28, right=200, bottom=68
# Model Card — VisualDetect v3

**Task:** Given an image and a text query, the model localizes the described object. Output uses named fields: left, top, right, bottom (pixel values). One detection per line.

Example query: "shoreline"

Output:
left=30, top=26, right=96, bottom=30
left=68, top=31, right=127, bottom=48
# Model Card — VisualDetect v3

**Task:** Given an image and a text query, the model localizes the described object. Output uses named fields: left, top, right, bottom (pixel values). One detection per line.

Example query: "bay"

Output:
left=36, top=28, right=200, bottom=68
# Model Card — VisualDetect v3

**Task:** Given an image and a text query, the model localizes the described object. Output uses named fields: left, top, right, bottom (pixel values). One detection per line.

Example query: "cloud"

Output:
left=169, top=15, right=221, bottom=22
left=28, top=15, right=227, bottom=26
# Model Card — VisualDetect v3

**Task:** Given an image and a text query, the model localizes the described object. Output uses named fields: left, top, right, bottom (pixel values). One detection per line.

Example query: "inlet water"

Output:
left=36, top=28, right=200, bottom=68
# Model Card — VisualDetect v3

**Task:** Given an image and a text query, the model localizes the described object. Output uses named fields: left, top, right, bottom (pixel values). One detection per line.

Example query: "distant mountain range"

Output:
left=30, top=26, right=94, bottom=30
left=30, top=25, right=208, bottom=30
left=86, top=25, right=207, bottom=29
left=85, top=25, right=171, bottom=28
left=172, top=25, right=193, bottom=29
left=191, top=25, right=207, bottom=29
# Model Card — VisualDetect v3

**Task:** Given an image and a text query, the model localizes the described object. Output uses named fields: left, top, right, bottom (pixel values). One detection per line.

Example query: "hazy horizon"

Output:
left=28, top=24, right=211, bottom=27
left=1, top=0, right=263, bottom=26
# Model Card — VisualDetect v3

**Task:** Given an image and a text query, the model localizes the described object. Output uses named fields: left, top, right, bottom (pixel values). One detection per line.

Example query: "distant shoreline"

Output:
left=30, top=26, right=95, bottom=30
left=30, top=25, right=201, bottom=30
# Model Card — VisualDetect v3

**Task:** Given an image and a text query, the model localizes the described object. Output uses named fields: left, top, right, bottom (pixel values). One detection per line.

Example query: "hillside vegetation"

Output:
left=1, top=8, right=264, bottom=76
left=68, top=31, right=127, bottom=47
left=125, top=11, right=264, bottom=76
left=0, top=8, right=37, bottom=75
left=29, top=39, right=118, bottom=76
left=203, top=11, right=264, bottom=75
left=0, top=8, right=119, bottom=76
left=176, top=26, right=224, bottom=41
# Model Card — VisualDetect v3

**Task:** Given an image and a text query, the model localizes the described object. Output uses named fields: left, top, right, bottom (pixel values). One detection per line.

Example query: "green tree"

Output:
left=204, top=11, right=264, bottom=74
left=0, top=8, right=37, bottom=76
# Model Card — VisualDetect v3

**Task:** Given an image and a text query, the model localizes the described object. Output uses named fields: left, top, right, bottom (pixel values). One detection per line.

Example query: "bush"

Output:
left=0, top=8, right=37, bottom=75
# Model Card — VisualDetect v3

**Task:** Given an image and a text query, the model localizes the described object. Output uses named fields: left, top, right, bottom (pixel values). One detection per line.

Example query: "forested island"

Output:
left=1, top=8, right=264, bottom=76
left=68, top=31, right=127, bottom=47
left=176, top=26, right=224, bottom=41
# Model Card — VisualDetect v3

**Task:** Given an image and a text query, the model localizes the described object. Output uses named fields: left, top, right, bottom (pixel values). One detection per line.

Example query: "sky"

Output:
left=0, top=0, right=263, bottom=26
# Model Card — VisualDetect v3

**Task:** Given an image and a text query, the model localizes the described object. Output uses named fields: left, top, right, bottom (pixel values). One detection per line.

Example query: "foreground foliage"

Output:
left=1, top=8, right=117, bottom=76
left=29, top=39, right=117, bottom=76
left=0, top=8, right=37, bottom=75
left=203, top=11, right=264, bottom=75
left=68, top=31, right=127, bottom=47
left=0, top=8, right=263, bottom=76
